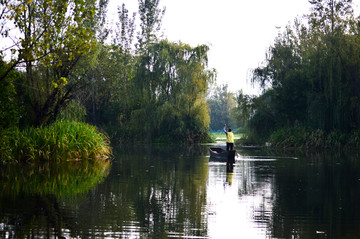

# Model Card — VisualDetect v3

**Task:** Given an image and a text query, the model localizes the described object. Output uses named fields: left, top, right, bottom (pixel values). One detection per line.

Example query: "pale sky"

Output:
left=107, top=0, right=360, bottom=95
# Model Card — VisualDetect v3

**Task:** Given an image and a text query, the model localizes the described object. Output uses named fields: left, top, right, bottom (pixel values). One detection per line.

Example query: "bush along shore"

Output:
left=0, top=121, right=111, bottom=163
left=238, top=126, right=360, bottom=150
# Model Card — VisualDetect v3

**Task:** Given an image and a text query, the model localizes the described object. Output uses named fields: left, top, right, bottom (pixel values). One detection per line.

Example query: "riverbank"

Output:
left=0, top=121, right=111, bottom=163
left=237, top=126, right=360, bottom=150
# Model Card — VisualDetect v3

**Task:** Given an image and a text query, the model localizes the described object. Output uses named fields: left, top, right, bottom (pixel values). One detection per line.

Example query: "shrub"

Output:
left=269, top=127, right=307, bottom=148
left=269, top=127, right=329, bottom=148
left=325, top=131, right=347, bottom=148
left=347, top=130, right=360, bottom=148
left=0, top=121, right=111, bottom=163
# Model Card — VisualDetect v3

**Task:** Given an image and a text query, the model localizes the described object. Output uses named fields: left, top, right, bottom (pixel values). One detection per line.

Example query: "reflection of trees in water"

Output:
left=236, top=159, right=276, bottom=233
left=0, top=160, right=110, bottom=238
left=64, top=144, right=210, bottom=238
left=9, top=145, right=360, bottom=238
left=1, top=194, right=79, bottom=238
left=271, top=151, right=360, bottom=239
left=239, top=149, right=360, bottom=239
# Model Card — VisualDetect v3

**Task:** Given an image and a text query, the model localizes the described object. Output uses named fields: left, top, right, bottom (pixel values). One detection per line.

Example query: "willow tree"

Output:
left=306, top=0, right=359, bottom=132
left=132, top=40, right=215, bottom=142
left=246, top=0, right=360, bottom=143
left=0, top=0, right=102, bottom=126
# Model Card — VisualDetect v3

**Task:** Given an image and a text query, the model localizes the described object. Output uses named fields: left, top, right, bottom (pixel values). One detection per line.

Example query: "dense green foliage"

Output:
left=0, top=121, right=111, bottom=163
left=268, top=126, right=360, bottom=149
left=237, top=0, right=360, bottom=148
left=4, top=0, right=360, bottom=150
left=1, top=0, right=101, bottom=126
left=0, top=0, right=216, bottom=150
left=82, top=39, right=214, bottom=143
left=0, top=60, right=22, bottom=128
left=70, top=1, right=215, bottom=143
left=84, top=1, right=214, bottom=142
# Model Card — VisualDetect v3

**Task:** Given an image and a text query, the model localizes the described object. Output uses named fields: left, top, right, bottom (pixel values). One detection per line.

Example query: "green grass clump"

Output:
left=0, top=121, right=111, bottom=163
left=268, top=126, right=360, bottom=149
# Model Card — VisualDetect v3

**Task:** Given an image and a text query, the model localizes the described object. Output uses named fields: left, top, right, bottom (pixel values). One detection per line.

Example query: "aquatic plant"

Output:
left=347, top=130, right=360, bottom=149
left=0, top=121, right=111, bottom=163
left=267, top=126, right=360, bottom=149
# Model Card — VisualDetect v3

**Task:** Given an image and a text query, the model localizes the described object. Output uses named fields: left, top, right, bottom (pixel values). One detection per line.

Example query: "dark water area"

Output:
left=1, top=144, right=360, bottom=238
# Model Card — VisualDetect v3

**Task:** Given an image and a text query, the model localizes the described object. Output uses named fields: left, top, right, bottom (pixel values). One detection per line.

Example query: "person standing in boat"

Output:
left=223, top=123, right=234, bottom=151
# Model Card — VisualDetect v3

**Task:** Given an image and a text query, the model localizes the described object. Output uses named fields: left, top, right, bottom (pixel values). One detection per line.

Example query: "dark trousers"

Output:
left=226, top=143, right=234, bottom=151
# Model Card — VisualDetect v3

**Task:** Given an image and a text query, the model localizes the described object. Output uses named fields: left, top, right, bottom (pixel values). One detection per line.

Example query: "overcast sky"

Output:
left=107, top=0, right=360, bottom=95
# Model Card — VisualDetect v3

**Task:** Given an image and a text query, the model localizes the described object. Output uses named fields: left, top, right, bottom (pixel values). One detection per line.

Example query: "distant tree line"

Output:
left=236, top=0, right=360, bottom=148
left=0, top=0, right=215, bottom=144
left=206, top=84, right=240, bottom=132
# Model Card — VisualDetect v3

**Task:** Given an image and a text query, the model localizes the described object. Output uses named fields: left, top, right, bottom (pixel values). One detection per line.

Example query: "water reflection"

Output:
left=0, top=160, right=110, bottom=197
left=105, top=145, right=210, bottom=238
left=0, top=160, right=110, bottom=239
left=207, top=154, right=275, bottom=238
left=1, top=146, right=360, bottom=238
left=238, top=149, right=360, bottom=239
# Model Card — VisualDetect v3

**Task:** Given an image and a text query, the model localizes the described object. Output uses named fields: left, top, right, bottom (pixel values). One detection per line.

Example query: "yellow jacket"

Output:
left=226, top=132, right=234, bottom=143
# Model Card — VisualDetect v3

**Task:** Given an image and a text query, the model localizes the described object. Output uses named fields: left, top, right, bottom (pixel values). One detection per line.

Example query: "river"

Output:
left=1, top=144, right=360, bottom=238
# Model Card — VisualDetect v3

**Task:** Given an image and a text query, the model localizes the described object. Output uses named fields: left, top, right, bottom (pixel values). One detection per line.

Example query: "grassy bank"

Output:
left=0, top=121, right=111, bottom=163
left=269, top=127, right=360, bottom=149
left=210, top=132, right=244, bottom=143
left=238, top=126, right=360, bottom=149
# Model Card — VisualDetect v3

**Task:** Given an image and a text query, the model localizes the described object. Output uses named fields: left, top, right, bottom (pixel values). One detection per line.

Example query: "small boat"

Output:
left=209, top=147, right=236, bottom=163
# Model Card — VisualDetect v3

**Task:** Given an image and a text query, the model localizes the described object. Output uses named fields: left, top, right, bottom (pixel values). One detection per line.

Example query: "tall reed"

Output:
left=0, top=121, right=111, bottom=163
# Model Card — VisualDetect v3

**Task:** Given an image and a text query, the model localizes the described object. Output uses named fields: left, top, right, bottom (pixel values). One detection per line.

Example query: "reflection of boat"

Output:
left=209, top=147, right=236, bottom=163
left=226, top=172, right=234, bottom=185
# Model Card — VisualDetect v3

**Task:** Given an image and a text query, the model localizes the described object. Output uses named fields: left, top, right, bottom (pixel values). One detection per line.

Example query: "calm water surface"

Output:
left=1, top=144, right=360, bottom=238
